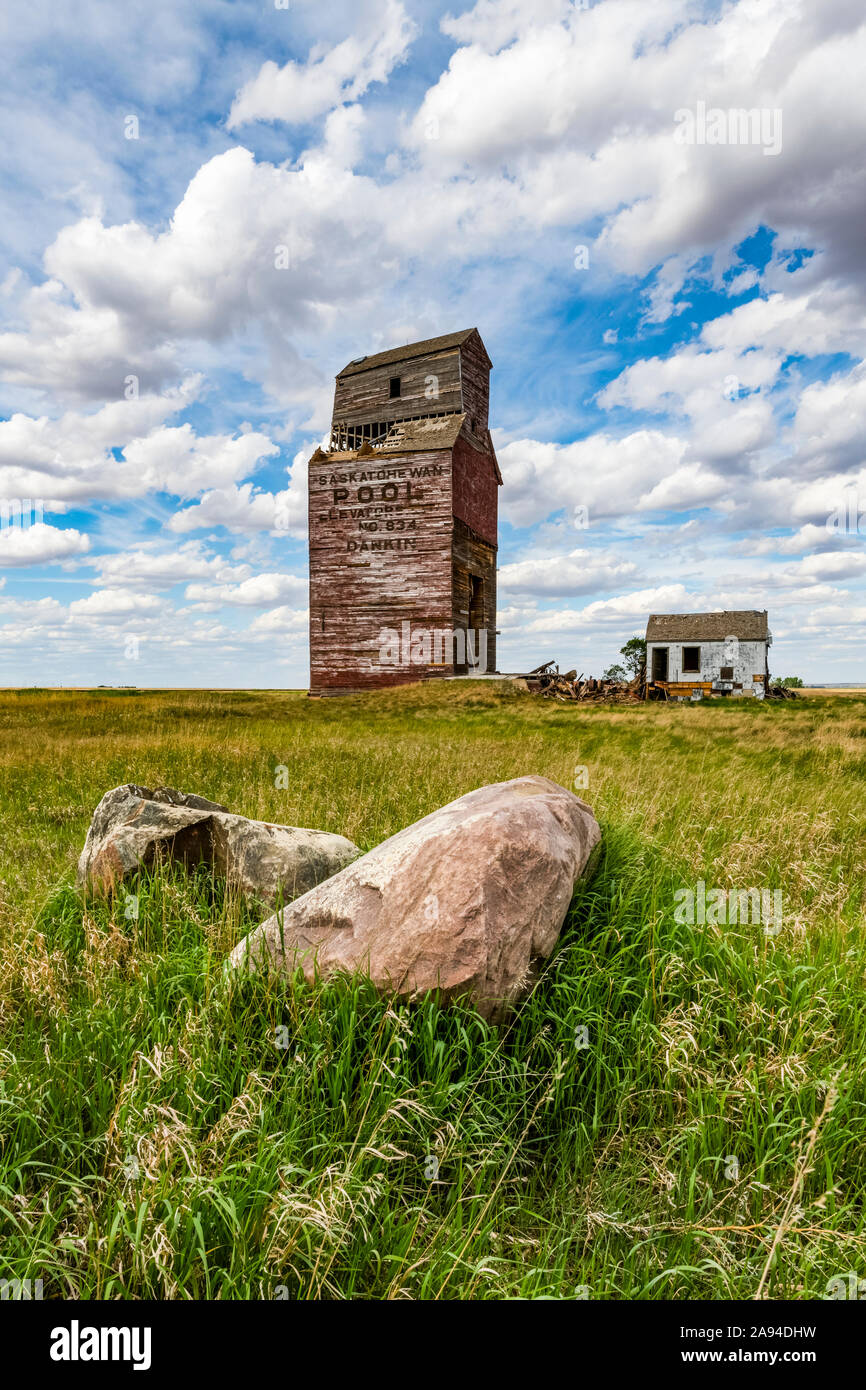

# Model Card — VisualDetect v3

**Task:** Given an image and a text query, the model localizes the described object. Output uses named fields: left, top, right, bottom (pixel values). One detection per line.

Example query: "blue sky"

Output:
left=1, top=0, right=864, bottom=686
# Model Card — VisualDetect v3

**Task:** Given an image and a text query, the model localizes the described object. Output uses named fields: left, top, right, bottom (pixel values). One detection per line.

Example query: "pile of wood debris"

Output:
left=512, top=660, right=646, bottom=703
left=766, top=682, right=800, bottom=700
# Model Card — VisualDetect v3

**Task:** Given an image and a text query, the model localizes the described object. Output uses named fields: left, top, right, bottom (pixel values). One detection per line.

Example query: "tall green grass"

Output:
left=0, top=683, right=863, bottom=1299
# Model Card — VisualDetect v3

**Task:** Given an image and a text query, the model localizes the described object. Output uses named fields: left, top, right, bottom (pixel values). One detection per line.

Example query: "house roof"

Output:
left=337, top=328, right=485, bottom=378
left=646, top=610, right=770, bottom=641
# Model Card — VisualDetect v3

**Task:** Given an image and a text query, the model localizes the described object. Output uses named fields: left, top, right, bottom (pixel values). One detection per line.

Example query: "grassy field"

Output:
left=0, top=681, right=864, bottom=1301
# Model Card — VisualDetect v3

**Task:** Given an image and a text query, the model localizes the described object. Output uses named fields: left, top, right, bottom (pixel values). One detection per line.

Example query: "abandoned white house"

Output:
left=645, top=610, right=772, bottom=699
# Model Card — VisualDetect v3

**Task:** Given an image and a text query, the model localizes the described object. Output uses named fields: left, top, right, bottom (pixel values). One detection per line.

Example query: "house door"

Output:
left=651, top=647, right=669, bottom=681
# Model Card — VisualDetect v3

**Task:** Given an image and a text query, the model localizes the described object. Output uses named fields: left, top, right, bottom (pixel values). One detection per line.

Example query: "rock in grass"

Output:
left=76, top=784, right=359, bottom=907
left=228, top=776, right=601, bottom=1021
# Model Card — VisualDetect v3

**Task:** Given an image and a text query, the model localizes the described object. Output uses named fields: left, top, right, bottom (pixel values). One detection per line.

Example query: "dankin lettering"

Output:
left=49, top=1320, right=152, bottom=1371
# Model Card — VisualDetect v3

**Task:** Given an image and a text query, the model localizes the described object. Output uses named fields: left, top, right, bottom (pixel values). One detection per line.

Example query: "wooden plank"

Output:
left=308, top=446, right=454, bottom=692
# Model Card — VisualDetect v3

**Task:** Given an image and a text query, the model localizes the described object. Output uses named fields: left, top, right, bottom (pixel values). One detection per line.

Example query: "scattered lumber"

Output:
left=513, top=662, right=647, bottom=703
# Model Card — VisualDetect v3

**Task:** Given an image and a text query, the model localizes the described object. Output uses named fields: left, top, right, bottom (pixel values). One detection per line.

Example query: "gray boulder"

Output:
left=77, top=784, right=359, bottom=906
left=228, top=775, right=601, bottom=1021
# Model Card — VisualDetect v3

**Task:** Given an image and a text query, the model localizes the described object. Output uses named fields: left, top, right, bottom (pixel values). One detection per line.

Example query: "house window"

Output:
left=720, top=665, right=734, bottom=680
left=682, top=646, right=700, bottom=673
left=389, top=377, right=401, bottom=399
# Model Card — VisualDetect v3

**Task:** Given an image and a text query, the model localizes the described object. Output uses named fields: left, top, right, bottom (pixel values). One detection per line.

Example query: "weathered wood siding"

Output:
left=646, top=638, right=770, bottom=697
left=458, top=330, right=491, bottom=436
left=452, top=517, right=497, bottom=675
left=333, top=350, right=463, bottom=428
left=310, top=330, right=499, bottom=694
left=451, top=434, right=498, bottom=547
left=308, top=448, right=455, bottom=693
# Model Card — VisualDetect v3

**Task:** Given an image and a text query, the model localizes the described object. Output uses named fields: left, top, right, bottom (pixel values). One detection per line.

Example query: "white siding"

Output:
left=647, top=637, right=769, bottom=696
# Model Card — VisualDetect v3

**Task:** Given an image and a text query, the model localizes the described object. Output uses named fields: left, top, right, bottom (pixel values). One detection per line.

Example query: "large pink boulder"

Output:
left=228, top=776, right=601, bottom=1020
